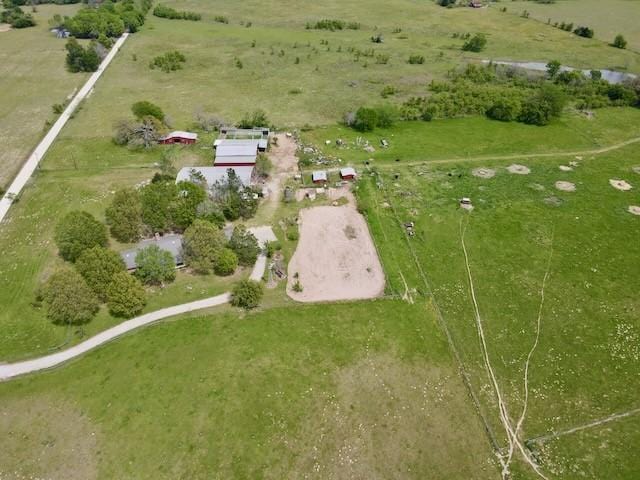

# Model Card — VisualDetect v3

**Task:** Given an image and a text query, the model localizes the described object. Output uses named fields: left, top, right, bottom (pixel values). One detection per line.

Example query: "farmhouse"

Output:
left=158, top=131, right=198, bottom=145
left=340, top=167, right=357, bottom=181
left=312, top=171, right=328, bottom=184
left=176, top=166, right=254, bottom=187
left=121, top=234, right=184, bottom=271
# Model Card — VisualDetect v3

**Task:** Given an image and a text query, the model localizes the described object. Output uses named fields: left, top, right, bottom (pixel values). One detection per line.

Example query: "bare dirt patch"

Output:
left=609, top=179, right=633, bottom=191
left=628, top=206, right=640, bottom=216
left=287, top=201, right=385, bottom=302
left=559, top=165, right=573, bottom=172
left=0, top=23, right=11, bottom=33
left=544, top=196, right=563, bottom=206
left=507, top=164, right=531, bottom=175
left=281, top=354, right=496, bottom=479
left=555, top=181, right=576, bottom=192
left=472, top=167, right=496, bottom=179
left=0, top=396, right=99, bottom=480
left=632, top=166, right=640, bottom=175
left=528, top=183, right=545, bottom=191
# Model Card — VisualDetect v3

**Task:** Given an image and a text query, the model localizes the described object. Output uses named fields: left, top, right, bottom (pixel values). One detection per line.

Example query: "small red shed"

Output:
left=340, top=167, right=356, bottom=181
left=159, top=131, right=198, bottom=145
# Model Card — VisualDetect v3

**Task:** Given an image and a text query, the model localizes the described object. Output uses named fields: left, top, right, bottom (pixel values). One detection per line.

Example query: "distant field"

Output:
left=0, top=3, right=87, bottom=189
left=508, top=0, right=640, bottom=52
left=52, top=0, right=640, bottom=133
left=0, top=301, right=498, bottom=479
left=356, top=141, right=640, bottom=478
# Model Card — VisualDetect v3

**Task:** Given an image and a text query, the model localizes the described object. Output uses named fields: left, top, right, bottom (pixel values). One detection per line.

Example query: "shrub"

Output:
left=106, top=272, right=146, bottom=318
left=228, top=225, right=259, bottom=266
left=237, top=109, right=269, bottom=129
left=408, top=54, right=425, bottom=64
left=195, top=199, right=226, bottom=228
left=172, top=181, right=207, bottom=231
left=55, top=211, right=108, bottom=262
left=153, top=4, right=201, bottom=21
left=462, top=34, right=487, bottom=52
left=573, top=26, right=594, bottom=38
left=149, top=50, right=186, bottom=73
left=286, top=229, right=299, bottom=241
left=182, top=219, right=227, bottom=273
left=307, top=19, right=345, bottom=31
left=546, top=60, right=561, bottom=79
left=140, top=181, right=178, bottom=233
left=42, top=268, right=99, bottom=325
left=213, top=15, right=228, bottom=24
left=134, top=244, right=176, bottom=285
left=1, top=6, right=35, bottom=27
left=353, top=107, right=378, bottom=131
left=132, top=101, right=165, bottom=122
left=381, top=85, right=397, bottom=98
left=214, top=248, right=238, bottom=276
left=613, top=34, right=627, bottom=49
left=105, top=188, right=143, bottom=243
left=76, top=246, right=126, bottom=301
left=265, top=240, right=281, bottom=258
left=230, top=280, right=263, bottom=310
left=486, top=97, right=521, bottom=122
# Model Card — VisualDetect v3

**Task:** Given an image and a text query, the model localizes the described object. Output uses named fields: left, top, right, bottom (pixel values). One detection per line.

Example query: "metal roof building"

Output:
left=214, top=144, right=257, bottom=166
left=213, top=138, right=268, bottom=152
left=312, top=171, right=328, bottom=183
left=121, top=234, right=184, bottom=271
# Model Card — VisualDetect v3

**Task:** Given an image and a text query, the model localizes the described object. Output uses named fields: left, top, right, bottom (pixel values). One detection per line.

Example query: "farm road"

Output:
left=0, top=33, right=130, bottom=224
left=0, top=226, right=276, bottom=381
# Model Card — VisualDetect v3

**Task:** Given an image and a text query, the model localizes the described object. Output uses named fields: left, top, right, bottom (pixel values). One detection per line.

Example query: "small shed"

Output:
left=159, top=131, right=198, bottom=145
left=340, top=167, right=357, bottom=181
left=312, top=171, right=328, bottom=184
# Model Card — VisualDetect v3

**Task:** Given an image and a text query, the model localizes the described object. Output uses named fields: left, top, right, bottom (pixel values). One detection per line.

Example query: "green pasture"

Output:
left=0, top=3, right=86, bottom=189
left=356, top=140, right=640, bottom=478
left=508, top=0, right=640, bottom=52
left=0, top=301, right=497, bottom=479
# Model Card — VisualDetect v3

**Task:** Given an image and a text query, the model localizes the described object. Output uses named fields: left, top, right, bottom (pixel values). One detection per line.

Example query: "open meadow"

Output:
left=356, top=138, right=640, bottom=478
left=0, top=3, right=87, bottom=189
left=507, top=0, right=640, bottom=52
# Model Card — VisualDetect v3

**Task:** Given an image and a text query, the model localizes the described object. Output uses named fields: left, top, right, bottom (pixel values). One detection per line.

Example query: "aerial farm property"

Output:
left=0, top=0, right=639, bottom=479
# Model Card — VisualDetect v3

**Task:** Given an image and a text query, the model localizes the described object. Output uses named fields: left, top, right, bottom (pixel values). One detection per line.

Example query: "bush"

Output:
left=612, top=34, right=627, bottom=49
left=140, top=181, right=178, bottom=233
left=106, top=272, right=146, bottom=318
left=182, top=219, right=227, bottom=273
left=306, top=19, right=345, bottom=31
left=65, top=38, right=100, bottom=73
left=149, top=50, right=186, bottom=73
left=135, top=244, right=176, bottom=285
left=408, top=54, right=425, bottom=64
left=228, top=225, right=259, bottom=266
left=353, top=107, right=378, bottom=131
left=105, top=188, right=143, bottom=243
left=255, top=153, right=273, bottom=178
left=237, top=109, right=269, bottom=129
left=172, top=181, right=207, bottom=231
left=214, top=248, right=238, bottom=276
left=487, top=97, right=521, bottom=122
left=42, top=268, right=99, bottom=325
left=213, top=15, right=228, bottom=24
left=153, top=4, right=201, bottom=21
left=132, top=101, right=165, bottom=122
left=76, top=246, right=126, bottom=301
left=195, top=199, right=226, bottom=228
left=265, top=240, right=281, bottom=258
left=573, top=26, right=594, bottom=38
left=1, top=6, right=35, bottom=27
left=286, top=229, right=299, bottom=241
left=230, top=280, right=264, bottom=310
left=462, top=34, right=487, bottom=52
left=55, top=210, right=108, bottom=262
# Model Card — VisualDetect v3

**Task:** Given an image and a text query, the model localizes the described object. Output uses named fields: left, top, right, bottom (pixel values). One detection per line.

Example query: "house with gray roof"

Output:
left=121, top=234, right=184, bottom=271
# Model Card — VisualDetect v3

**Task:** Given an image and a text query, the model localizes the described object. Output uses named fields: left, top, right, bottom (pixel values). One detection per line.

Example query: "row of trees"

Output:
left=347, top=63, right=639, bottom=130
left=64, top=0, right=151, bottom=38
left=152, top=4, right=201, bottom=21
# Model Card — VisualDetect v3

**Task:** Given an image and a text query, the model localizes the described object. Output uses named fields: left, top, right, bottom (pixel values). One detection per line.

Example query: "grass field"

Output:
left=0, top=301, right=499, bottom=479
left=46, top=0, right=640, bottom=134
left=356, top=140, right=640, bottom=478
left=508, top=0, right=640, bottom=52
left=0, top=3, right=87, bottom=189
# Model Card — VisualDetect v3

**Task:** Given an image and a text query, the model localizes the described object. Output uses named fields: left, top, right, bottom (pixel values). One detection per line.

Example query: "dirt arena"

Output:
left=287, top=201, right=385, bottom=302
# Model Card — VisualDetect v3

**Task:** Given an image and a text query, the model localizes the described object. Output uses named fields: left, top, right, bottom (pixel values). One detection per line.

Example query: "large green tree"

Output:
left=134, top=245, right=176, bottom=285
left=41, top=268, right=100, bottom=325
left=171, top=181, right=206, bottom=231
left=182, top=220, right=226, bottom=273
left=230, top=280, right=264, bottom=310
left=106, top=272, right=146, bottom=318
left=140, top=181, right=178, bottom=233
left=75, top=246, right=126, bottom=301
left=228, top=225, right=259, bottom=267
left=105, top=188, right=143, bottom=243
left=54, top=211, right=108, bottom=262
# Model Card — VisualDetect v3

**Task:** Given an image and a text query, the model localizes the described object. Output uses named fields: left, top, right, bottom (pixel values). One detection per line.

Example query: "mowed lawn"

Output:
left=0, top=301, right=498, bottom=480
left=356, top=142, right=640, bottom=478
left=0, top=3, right=87, bottom=189
left=52, top=0, right=640, bottom=133
left=508, top=0, right=640, bottom=53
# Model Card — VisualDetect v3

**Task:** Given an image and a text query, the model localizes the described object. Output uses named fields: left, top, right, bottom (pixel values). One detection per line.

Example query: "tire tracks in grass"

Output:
left=372, top=173, right=503, bottom=466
